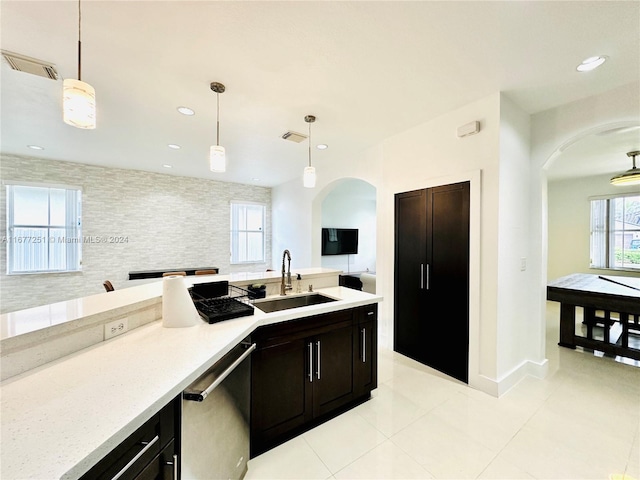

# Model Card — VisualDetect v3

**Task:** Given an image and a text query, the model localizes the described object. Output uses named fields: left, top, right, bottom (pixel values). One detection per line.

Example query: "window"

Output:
left=230, top=202, right=265, bottom=264
left=590, top=193, right=640, bottom=270
left=6, top=183, right=82, bottom=274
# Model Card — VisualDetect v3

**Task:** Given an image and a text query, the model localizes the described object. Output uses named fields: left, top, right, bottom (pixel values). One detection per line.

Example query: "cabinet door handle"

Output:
left=426, top=263, right=430, bottom=290
left=166, top=454, right=178, bottom=480
left=110, top=435, right=159, bottom=480
left=308, top=342, right=314, bottom=383
left=361, top=327, right=366, bottom=363
left=420, top=264, right=425, bottom=289
left=316, top=340, right=321, bottom=380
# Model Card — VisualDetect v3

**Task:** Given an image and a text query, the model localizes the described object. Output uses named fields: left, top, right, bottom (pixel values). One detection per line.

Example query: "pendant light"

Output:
left=63, top=0, right=96, bottom=129
left=209, top=82, right=226, bottom=172
left=610, top=151, right=640, bottom=186
left=303, top=115, right=316, bottom=188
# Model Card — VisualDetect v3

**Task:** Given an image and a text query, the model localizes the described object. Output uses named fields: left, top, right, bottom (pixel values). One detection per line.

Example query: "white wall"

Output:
left=271, top=181, right=316, bottom=274
left=547, top=173, right=640, bottom=281
left=1, top=155, right=272, bottom=313
left=496, top=95, right=543, bottom=390
left=320, top=179, right=376, bottom=274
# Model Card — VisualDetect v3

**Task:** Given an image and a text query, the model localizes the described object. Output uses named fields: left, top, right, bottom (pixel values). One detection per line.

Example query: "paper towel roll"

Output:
left=162, top=275, right=200, bottom=328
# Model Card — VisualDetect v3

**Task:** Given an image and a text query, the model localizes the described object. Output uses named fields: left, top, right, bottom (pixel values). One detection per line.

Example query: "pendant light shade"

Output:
left=63, top=0, right=96, bottom=129
left=303, top=166, right=316, bottom=188
left=610, top=151, right=640, bottom=186
left=304, top=115, right=316, bottom=188
left=209, top=145, right=226, bottom=172
left=209, top=82, right=226, bottom=173
left=63, top=78, right=96, bottom=129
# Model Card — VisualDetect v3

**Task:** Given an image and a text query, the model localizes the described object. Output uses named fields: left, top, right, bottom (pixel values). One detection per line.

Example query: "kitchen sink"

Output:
left=253, top=293, right=337, bottom=313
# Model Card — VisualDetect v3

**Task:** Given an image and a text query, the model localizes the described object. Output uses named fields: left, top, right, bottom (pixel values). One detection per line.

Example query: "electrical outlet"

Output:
left=104, top=318, right=128, bottom=340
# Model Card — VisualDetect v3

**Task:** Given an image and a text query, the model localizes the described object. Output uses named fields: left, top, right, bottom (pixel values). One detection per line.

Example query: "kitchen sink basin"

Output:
left=254, top=293, right=337, bottom=313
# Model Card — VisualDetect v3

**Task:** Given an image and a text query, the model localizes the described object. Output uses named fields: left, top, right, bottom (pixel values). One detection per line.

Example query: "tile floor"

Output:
left=245, top=302, right=640, bottom=479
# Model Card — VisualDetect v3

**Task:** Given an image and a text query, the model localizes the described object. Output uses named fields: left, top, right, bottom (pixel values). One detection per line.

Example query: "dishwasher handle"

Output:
left=184, top=343, right=256, bottom=402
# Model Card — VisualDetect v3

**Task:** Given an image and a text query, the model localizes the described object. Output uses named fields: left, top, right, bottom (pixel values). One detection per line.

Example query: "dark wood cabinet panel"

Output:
left=394, top=189, right=428, bottom=359
left=250, top=306, right=377, bottom=457
left=251, top=337, right=312, bottom=450
left=312, top=323, right=355, bottom=417
left=354, top=304, right=378, bottom=397
left=394, top=182, right=470, bottom=383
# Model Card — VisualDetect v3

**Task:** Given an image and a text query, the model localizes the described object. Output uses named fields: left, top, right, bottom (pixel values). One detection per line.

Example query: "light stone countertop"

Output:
left=1, top=267, right=342, bottom=342
left=0, top=285, right=382, bottom=480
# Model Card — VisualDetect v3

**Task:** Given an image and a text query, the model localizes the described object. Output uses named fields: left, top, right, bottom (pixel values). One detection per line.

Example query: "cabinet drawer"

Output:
left=80, top=396, right=179, bottom=480
left=254, top=309, right=353, bottom=347
left=135, top=439, right=178, bottom=480
left=358, top=304, right=377, bottom=324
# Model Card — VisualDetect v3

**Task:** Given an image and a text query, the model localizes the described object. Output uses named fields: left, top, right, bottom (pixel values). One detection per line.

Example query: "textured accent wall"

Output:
left=0, top=155, right=271, bottom=314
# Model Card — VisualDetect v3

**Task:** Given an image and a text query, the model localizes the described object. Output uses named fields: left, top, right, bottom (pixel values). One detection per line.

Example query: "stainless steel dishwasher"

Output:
left=182, top=337, right=255, bottom=480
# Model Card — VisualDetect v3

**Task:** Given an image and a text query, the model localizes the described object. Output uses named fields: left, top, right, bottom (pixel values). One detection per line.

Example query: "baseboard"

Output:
left=470, top=357, right=549, bottom=397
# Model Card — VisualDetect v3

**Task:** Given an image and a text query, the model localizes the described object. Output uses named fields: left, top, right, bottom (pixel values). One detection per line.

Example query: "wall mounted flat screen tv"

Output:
left=321, top=228, right=359, bottom=255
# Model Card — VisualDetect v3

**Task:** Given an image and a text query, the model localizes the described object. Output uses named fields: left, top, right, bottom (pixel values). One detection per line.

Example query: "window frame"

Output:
left=5, top=181, right=83, bottom=275
left=230, top=201, right=266, bottom=265
left=589, top=192, right=640, bottom=271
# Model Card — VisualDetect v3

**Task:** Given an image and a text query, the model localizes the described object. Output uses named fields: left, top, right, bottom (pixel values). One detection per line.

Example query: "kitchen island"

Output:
left=0, top=270, right=382, bottom=480
left=1, top=268, right=343, bottom=380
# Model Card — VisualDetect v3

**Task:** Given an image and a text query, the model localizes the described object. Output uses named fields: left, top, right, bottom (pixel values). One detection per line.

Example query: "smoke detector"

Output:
left=282, top=131, right=308, bottom=143
left=1, top=50, right=59, bottom=80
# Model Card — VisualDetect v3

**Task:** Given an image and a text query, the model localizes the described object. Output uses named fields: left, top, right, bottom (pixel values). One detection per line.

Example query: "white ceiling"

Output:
left=1, top=1, right=639, bottom=187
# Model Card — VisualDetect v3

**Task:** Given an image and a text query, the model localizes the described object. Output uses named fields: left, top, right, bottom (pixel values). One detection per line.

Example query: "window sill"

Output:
left=589, top=266, right=640, bottom=274
left=6, top=270, right=83, bottom=276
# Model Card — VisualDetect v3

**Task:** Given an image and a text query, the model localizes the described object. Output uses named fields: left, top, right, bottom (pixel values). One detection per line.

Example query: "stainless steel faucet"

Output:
left=281, top=249, right=292, bottom=295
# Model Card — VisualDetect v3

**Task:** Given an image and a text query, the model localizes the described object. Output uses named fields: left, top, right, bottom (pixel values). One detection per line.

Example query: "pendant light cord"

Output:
left=216, top=92, right=220, bottom=146
left=308, top=120, right=312, bottom=167
left=77, top=0, right=82, bottom=81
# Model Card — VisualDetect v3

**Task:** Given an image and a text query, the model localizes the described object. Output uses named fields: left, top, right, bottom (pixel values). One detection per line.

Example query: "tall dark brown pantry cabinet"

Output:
left=394, top=181, right=470, bottom=383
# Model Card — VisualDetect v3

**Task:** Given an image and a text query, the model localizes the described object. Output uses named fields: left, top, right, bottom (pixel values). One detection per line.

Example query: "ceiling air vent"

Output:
left=282, top=131, right=308, bottom=143
left=1, top=50, right=59, bottom=80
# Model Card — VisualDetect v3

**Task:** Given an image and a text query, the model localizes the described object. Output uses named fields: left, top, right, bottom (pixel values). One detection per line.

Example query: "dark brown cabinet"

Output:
left=250, top=305, right=378, bottom=457
left=354, top=303, right=377, bottom=397
left=80, top=395, right=180, bottom=480
left=394, top=182, right=470, bottom=383
left=312, top=321, right=357, bottom=417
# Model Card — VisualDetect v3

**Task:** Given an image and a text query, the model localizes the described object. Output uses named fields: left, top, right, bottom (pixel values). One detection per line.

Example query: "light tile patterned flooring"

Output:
left=245, top=303, right=640, bottom=479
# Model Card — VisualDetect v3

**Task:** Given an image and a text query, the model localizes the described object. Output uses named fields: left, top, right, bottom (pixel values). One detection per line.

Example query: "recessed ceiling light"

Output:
left=177, top=106, right=195, bottom=116
left=317, top=144, right=328, bottom=150
left=168, top=144, right=181, bottom=149
left=252, top=177, right=260, bottom=181
left=27, top=145, right=44, bottom=150
left=162, top=164, right=173, bottom=168
left=577, top=56, right=607, bottom=72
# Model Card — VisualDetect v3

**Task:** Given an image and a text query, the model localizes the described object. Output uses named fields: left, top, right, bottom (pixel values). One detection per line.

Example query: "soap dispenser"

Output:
left=296, top=274, right=302, bottom=293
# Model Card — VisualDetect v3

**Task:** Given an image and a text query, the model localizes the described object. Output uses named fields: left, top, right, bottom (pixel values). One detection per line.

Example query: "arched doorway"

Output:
left=317, top=179, right=377, bottom=276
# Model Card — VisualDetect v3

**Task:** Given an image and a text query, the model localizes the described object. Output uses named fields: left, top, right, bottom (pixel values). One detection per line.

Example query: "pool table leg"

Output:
left=558, top=303, right=577, bottom=349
